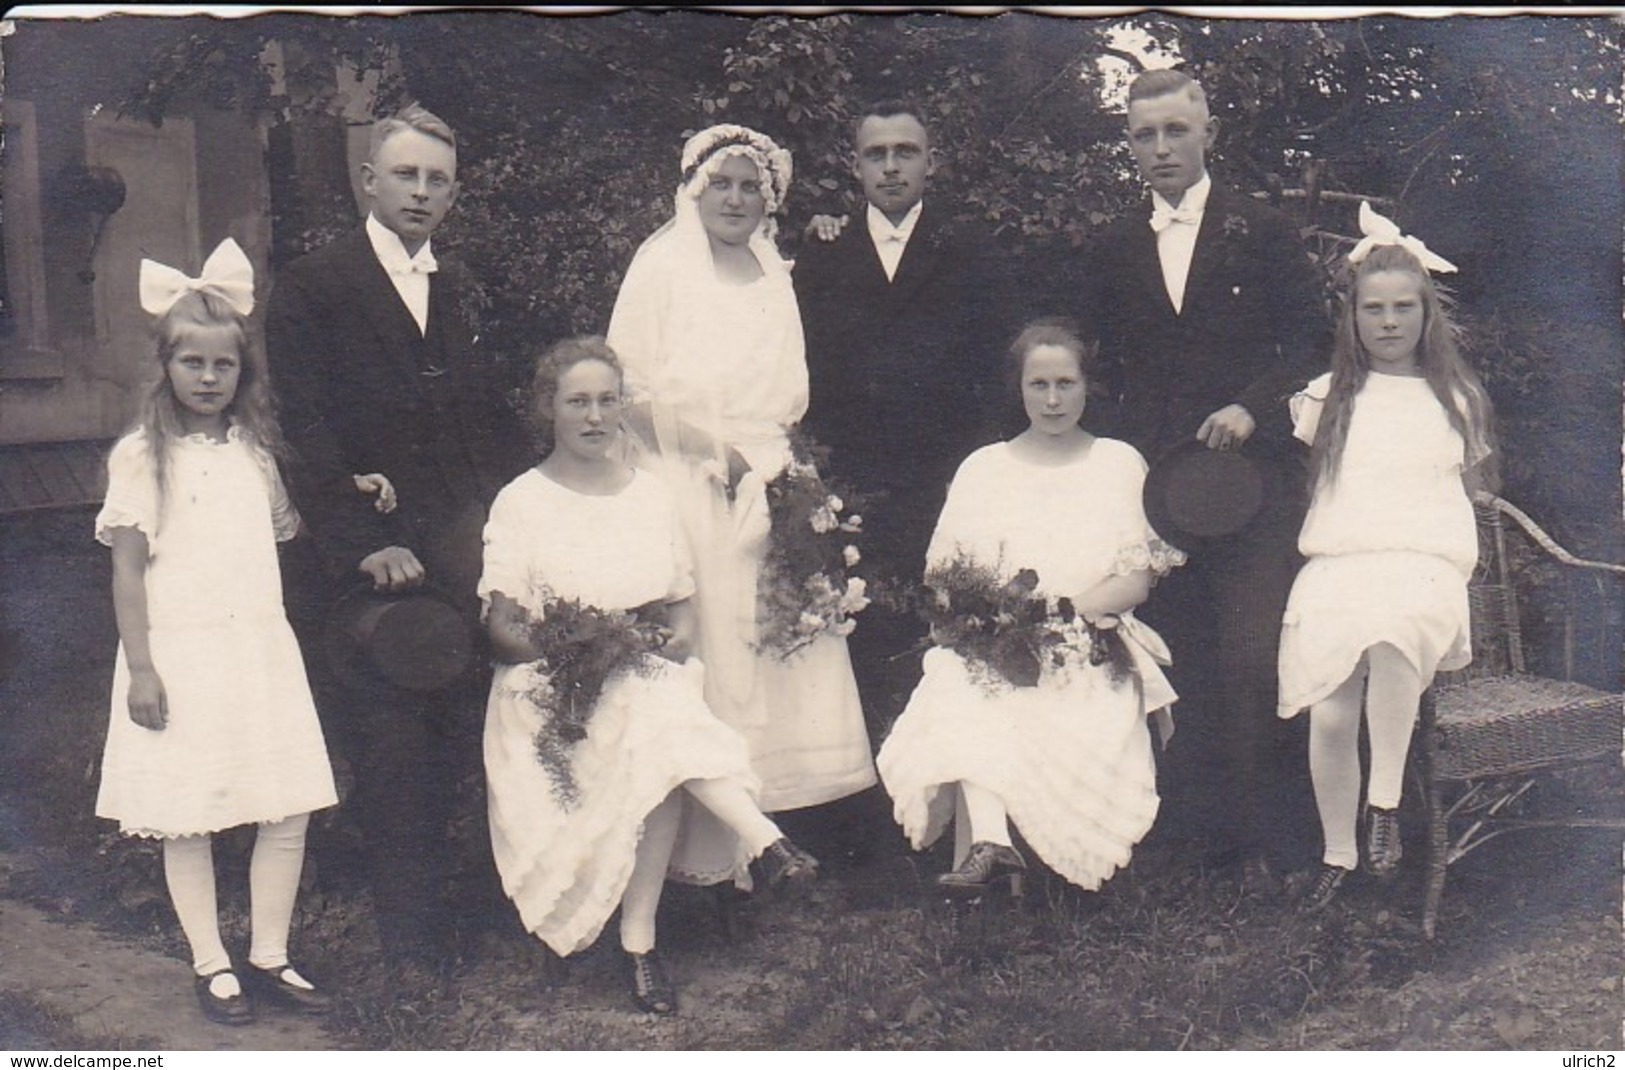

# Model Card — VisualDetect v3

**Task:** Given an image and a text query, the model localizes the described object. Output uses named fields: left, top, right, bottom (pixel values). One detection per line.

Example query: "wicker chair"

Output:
left=1415, top=493, right=1625, bottom=939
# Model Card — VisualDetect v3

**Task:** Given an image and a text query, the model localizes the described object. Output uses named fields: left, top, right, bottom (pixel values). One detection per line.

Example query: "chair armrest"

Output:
left=1478, top=493, right=1625, bottom=576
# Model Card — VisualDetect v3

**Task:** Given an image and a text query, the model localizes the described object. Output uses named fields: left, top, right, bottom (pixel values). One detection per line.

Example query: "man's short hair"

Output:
left=853, top=98, right=930, bottom=142
left=368, top=102, right=457, bottom=162
left=1126, top=69, right=1209, bottom=112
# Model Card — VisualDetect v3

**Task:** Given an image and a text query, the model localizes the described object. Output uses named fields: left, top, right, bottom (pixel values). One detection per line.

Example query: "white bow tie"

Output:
left=1149, top=204, right=1201, bottom=234
left=391, top=252, right=438, bottom=276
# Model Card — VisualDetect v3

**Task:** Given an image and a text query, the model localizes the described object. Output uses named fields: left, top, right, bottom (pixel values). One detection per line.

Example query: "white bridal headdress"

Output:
left=678, top=124, right=794, bottom=217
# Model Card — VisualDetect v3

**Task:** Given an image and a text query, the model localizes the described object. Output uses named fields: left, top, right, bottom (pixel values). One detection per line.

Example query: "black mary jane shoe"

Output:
left=194, top=968, right=255, bottom=1026
left=627, top=949, right=677, bottom=1016
left=755, top=837, right=820, bottom=897
left=936, top=841, right=1027, bottom=900
left=245, top=963, right=332, bottom=1015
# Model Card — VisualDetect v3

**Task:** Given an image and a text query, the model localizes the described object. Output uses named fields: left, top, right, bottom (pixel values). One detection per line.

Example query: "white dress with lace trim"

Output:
left=94, top=429, right=336, bottom=838
left=479, top=468, right=764, bottom=954
left=876, top=438, right=1183, bottom=891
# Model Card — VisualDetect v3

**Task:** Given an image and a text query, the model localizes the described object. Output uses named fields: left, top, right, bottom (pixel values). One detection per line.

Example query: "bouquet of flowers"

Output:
left=755, top=432, right=872, bottom=660
left=517, top=596, right=673, bottom=808
left=917, top=553, right=1135, bottom=691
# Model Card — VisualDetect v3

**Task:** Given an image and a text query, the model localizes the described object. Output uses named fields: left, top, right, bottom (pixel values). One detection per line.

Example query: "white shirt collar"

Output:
left=866, top=200, right=924, bottom=245
left=1151, top=171, right=1212, bottom=219
left=366, top=212, right=438, bottom=275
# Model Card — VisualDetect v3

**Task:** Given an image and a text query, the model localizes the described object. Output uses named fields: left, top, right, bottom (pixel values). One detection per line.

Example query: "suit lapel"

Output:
left=1180, top=186, right=1234, bottom=319
left=888, top=205, right=946, bottom=303
left=840, top=219, right=892, bottom=292
left=342, top=234, right=429, bottom=378
left=1126, top=200, right=1177, bottom=319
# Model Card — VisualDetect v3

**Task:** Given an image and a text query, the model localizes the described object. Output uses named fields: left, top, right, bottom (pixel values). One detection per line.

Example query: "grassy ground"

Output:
left=5, top=813, right=1618, bottom=1050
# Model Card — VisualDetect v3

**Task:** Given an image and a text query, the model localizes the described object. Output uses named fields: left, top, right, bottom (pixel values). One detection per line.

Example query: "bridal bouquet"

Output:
left=755, top=432, right=871, bottom=660
left=918, top=554, right=1134, bottom=691
left=514, top=596, right=673, bottom=807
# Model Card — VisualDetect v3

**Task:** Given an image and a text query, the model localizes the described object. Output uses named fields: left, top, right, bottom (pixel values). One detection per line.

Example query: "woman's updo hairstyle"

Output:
left=1004, top=316, right=1101, bottom=398
left=528, top=335, right=624, bottom=450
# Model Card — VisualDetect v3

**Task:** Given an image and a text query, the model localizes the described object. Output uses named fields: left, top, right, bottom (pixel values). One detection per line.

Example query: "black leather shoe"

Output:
left=194, top=969, right=254, bottom=1026
left=245, top=963, right=332, bottom=1015
left=627, top=949, right=676, bottom=1016
left=936, top=841, right=1027, bottom=899
left=1299, top=863, right=1351, bottom=913
left=756, top=837, right=820, bottom=896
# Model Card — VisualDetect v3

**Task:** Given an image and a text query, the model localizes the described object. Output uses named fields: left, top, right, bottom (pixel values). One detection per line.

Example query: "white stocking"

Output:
left=620, top=793, right=681, bottom=955
left=959, top=781, right=1013, bottom=848
left=1308, top=664, right=1367, bottom=871
left=682, top=778, right=782, bottom=858
left=1364, top=644, right=1425, bottom=810
left=248, top=812, right=310, bottom=971
left=163, top=834, right=230, bottom=977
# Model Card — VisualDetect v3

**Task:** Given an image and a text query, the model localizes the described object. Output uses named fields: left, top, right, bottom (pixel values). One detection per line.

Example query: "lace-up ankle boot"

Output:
left=936, top=842, right=1027, bottom=899
left=1365, top=806, right=1403, bottom=877
left=756, top=838, right=820, bottom=897
left=626, top=948, right=676, bottom=1016
left=1300, top=863, right=1350, bottom=913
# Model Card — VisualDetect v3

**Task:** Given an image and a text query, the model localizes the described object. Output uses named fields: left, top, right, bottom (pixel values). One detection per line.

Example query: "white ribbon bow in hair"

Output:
left=1149, top=203, right=1201, bottom=234
left=1348, top=201, right=1457, bottom=274
left=139, top=238, right=256, bottom=317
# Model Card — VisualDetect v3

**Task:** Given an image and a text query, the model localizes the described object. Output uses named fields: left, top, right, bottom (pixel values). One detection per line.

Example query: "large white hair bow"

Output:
left=138, top=238, right=256, bottom=317
left=1348, top=201, right=1457, bottom=274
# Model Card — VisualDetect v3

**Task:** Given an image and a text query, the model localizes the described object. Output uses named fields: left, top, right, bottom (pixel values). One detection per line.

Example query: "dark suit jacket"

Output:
left=266, top=227, right=524, bottom=610
left=1084, top=184, right=1329, bottom=465
left=793, top=204, right=1008, bottom=571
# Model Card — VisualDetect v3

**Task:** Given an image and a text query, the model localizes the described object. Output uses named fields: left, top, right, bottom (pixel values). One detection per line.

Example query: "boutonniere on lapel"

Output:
left=1222, top=214, right=1249, bottom=239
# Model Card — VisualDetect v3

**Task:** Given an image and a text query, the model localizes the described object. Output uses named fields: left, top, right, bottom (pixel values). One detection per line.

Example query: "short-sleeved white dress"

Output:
left=479, top=467, right=765, bottom=956
left=876, top=438, right=1185, bottom=891
left=94, top=429, right=337, bottom=838
left=1277, top=372, right=1479, bottom=716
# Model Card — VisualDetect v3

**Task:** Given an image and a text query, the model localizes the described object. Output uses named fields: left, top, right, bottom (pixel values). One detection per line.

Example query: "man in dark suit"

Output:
left=267, top=104, right=519, bottom=967
left=789, top=101, right=1009, bottom=862
left=1084, top=71, right=1329, bottom=890
left=795, top=101, right=1007, bottom=715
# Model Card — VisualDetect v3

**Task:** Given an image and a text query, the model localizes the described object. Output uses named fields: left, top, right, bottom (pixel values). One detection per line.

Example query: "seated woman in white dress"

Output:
left=480, top=337, right=818, bottom=1016
left=877, top=320, right=1186, bottom=897
left=606, top=124, right=875, bottom=888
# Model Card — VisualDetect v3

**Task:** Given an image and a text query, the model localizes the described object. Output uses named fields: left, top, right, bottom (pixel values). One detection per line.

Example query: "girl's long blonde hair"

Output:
left=131, top=290, right=287, bottom=517
left=1310, top=243, right=1498, bottom=494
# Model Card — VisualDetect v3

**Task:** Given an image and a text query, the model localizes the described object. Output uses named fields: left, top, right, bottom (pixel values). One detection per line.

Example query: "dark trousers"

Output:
left=1140, top=494, right=1317, bottom=871
left=334, top=676, right=472, bottom=964
left=281, top=535, right=486, bottom=967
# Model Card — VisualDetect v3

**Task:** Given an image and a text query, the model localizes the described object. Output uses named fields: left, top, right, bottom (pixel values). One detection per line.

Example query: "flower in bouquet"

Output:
left=755, top=430, right=873, bottom=660
left=916, top=553, right=1136, bottom=691
left=510, top=595, right=673, bottom=807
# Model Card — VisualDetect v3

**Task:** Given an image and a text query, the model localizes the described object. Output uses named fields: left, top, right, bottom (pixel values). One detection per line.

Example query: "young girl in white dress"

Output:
left=1277, top=206, right=1497, bottom=910
left=96, top=240, right=338, bottom=1026
left=876, top=321, right=1186, bottom=898
left=607, top=124, right=875, bottom=888
left=480, top=337, right=819, bottom=1016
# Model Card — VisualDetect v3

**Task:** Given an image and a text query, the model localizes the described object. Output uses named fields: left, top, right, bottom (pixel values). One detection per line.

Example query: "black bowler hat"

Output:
left=325, top=585, right=475, bottom=693
left=1142, top=439, right=1267, bottom=554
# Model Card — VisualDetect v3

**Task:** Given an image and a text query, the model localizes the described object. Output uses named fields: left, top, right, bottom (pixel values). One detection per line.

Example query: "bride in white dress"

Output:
left=877, top=321, right=1186, bottom=896
left=607, top=124, right=876, bottom=887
